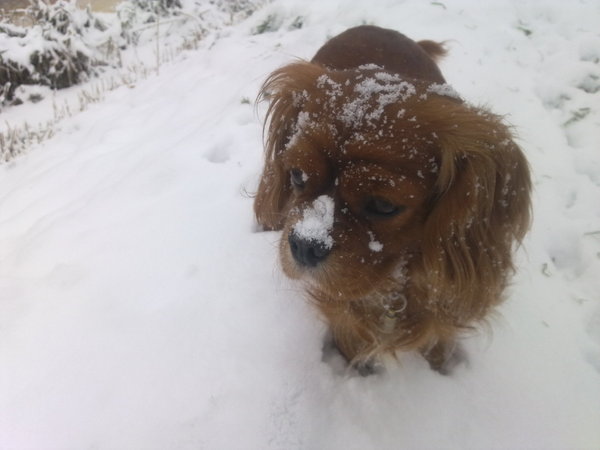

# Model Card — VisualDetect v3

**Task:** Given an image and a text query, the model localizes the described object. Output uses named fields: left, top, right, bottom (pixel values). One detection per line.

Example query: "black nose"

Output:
left=288, top=233, right=331, bottom=267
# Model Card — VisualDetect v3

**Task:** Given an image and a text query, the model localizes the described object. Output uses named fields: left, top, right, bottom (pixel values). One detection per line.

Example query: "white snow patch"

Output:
left=358, top=63, right=383, bottom=70
left=292, top=195, right=335, bottom=249
left=339, top=76, right=416, bottom=127
left=368, top=231, right=384, bottom=252
left=427, top=83, right=462, bottom=100
left=285, top=110, right=312, bottom=150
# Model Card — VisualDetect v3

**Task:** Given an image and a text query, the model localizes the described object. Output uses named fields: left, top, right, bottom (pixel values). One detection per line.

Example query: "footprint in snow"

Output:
left=204, top=135, right=234, bottom=164
left=205, top=143, right=231, bottom=163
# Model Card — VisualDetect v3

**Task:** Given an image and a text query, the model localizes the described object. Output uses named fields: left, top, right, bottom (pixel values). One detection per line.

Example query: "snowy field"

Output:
left=1, top=0, right=600, bottom=448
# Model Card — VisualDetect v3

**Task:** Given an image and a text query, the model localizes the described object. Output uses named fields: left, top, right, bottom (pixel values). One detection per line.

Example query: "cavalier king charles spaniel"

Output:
left=254, top=25, right=531, bottom=374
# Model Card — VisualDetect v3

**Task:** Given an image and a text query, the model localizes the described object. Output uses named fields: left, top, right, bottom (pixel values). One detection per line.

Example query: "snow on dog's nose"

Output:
left=289, top=195, right=334, bottom=267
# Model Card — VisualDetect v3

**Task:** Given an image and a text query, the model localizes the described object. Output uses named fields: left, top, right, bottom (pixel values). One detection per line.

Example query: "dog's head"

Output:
left=255, top=61, right=531, bottom=312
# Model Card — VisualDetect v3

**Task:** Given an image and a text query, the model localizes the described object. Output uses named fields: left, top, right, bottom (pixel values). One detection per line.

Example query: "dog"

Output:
left=254, top=25, right=531, bottom=374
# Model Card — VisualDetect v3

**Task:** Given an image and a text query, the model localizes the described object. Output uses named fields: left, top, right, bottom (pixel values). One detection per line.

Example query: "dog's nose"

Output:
left=288, top=233, right=331, bottom=267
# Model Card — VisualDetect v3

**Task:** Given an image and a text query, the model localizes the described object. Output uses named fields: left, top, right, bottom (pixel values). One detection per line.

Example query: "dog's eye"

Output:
left=290, top=168, right=306, bottom=189
left=365, top=197, right=404, bottom=218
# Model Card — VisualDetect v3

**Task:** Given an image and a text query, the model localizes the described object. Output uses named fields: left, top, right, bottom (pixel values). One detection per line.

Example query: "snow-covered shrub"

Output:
left=128, top=0, right=183, bottom=16
left=252, top=13, right=281, bottom=34
left=1, top=0, right=268, bottom=160
left=1, top=0, right=269, bottom=107
left=117, top=0, right=266, bottom=46
left=0, top=0, right=122, bottom=106
left=116, top=0, right=184, bottom=46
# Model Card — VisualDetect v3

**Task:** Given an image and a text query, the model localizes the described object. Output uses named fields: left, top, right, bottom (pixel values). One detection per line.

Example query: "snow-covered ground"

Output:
left=1, top=1, right=599, bottom=448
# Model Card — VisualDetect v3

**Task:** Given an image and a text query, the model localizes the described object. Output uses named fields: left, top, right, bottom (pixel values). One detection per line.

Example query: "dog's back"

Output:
left=311, top=25, right=446, bottom=84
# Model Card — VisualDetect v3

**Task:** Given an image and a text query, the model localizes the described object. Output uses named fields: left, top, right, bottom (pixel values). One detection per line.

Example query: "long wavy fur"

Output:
left=254, top=26, right=531, bottom=372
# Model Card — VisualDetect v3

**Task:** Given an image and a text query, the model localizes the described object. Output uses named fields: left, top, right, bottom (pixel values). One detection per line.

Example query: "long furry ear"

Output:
left=254, top=62, right=326, bottom=230
left=419, top=98, right=532, bottom=320
left=253, top=154, right=291, bottom=231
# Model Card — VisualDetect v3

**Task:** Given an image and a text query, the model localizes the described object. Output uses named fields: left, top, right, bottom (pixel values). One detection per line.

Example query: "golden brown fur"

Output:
left=254, top=26, right=531, bottom=373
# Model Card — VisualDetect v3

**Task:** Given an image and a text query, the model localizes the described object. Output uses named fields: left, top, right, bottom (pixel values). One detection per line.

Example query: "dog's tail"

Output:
left=418, top=40, right=447, bottom=62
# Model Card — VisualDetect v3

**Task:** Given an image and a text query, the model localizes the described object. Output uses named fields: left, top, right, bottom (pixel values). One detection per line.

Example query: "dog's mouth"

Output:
left=282, top=232, right=400, bottom=301
left=281, top=195, right=407, bottom=299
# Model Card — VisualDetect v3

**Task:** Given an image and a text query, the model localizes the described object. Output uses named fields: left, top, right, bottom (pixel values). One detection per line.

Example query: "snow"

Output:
left=285, top=110, right=312, bottom=150
left=368, top=231, right=383, bottom=253
left=339, top=73, right=416, bottom=127
left=1, top=0, right=600, bottom=449
left=292, top=195, right=335, bottom=250
left=427, top=82, right=462, bottom=100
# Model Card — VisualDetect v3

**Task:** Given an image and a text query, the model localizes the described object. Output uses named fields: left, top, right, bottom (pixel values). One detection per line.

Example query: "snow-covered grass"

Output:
left=1, top=1, right=599, bottom=449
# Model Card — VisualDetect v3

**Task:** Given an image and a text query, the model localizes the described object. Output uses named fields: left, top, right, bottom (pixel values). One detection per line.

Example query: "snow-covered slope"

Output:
left=1, top=1, right=599, bottom=449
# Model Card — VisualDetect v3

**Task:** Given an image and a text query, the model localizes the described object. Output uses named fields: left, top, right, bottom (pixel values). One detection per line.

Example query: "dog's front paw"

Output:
left=422, top=341, right=468, bottom=375
left=353, top=359, right=384, bottom=377
left=322, top=331, right=382, bottom=376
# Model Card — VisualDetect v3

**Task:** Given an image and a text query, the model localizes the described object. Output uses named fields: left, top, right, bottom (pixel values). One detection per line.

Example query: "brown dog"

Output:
left=255, top=26, right=531, bottom=373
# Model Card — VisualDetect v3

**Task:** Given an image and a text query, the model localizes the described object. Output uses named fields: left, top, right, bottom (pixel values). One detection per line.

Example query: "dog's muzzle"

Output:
left=288, top=233, right=331, bottom=267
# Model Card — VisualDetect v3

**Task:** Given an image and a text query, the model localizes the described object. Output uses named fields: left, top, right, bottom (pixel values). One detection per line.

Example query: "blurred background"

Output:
left=2, top=0, right=120, bottom=13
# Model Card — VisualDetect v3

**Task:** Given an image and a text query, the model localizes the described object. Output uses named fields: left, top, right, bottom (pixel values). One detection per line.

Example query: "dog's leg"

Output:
left=321, top=323, right=381, bottom=376
left=421, top=339, right=467, bottom=375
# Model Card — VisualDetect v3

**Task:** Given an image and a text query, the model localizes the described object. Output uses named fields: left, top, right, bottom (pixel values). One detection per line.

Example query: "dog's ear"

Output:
left=254, top=62, right=325, bottom=230
left=418, top=99, right=531, bottom=318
